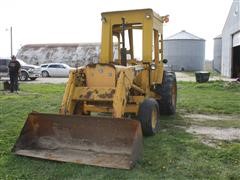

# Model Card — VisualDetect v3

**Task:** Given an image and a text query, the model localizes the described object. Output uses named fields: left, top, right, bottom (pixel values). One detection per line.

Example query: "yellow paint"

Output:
left=60, top=9, right=168, bottom=118
left=72, top=87, right=115, bottom=101
left=86, top=64, right=115, bottom=87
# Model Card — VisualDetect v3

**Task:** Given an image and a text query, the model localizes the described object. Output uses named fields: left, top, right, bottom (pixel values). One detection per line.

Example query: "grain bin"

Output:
left=163, top=30, right=205, bottom=71
left=213, top=35, right=222, bottom=73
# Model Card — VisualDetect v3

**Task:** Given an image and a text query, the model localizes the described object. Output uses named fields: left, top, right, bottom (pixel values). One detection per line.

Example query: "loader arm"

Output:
left=113, top=68, right=135, bottom=117
left=60, top=64, right=138, bottom=117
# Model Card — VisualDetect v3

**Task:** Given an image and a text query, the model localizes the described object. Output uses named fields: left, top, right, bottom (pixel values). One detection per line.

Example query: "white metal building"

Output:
left=221, top=0, right=240, bottom=78
left=163, top=30, right=205, bottom=71
left=213, top=35, right=222, bottom=72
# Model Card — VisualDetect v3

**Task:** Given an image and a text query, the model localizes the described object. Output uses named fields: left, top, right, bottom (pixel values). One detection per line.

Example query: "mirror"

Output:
left=163, top=59, right=168, bottom=64
left=150, top=63, right=156, bottom=70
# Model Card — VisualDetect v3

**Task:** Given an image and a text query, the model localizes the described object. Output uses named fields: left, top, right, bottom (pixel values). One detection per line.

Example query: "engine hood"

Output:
left=21, top=65, right=40, bottom=70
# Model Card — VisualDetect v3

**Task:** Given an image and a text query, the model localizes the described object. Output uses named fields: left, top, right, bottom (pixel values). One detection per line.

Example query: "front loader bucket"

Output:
left=12, top=112, right=143, bottom=169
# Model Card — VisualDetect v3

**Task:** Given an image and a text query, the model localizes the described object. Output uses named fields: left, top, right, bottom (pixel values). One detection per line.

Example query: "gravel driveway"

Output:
left=22, top=77, right=69, bottom=84
left=1, top=72, right=234, bottom=85
left=0, top=77, right=68, bottom=84
left=175, top=72, right=234, bottom=82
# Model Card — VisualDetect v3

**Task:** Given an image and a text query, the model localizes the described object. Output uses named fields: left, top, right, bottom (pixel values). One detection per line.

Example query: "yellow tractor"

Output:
left=12, top=9, right=177, bottom=169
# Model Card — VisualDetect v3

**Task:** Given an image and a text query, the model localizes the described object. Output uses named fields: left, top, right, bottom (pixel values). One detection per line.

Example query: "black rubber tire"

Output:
left=30, top=77, right=37, bottom=80
left=137, top=98, right=160, bottom=136
left=42, top=71, right=49, bottom=77
left=155, top=71, right=177, bottom=115
left=19, top=71, right=28, bottom=81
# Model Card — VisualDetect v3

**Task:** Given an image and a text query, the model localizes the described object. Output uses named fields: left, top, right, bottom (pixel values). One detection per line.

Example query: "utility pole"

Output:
left=10, top=26, right=13, bottom=57
left=5, top=26, right=13, bottom=57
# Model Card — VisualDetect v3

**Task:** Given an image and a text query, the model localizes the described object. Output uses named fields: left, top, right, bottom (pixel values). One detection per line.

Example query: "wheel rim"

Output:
left=151, top=107, right=157, bottom=129
left=42, top=71, right=48, bottom=77
left=20, top=73, right=27, bottom=80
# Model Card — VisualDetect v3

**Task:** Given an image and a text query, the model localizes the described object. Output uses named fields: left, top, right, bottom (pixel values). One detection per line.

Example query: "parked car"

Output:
left=0, top=58, right=10, bottom=79
left=17, top=59, right=41, bottom=81
left=0, top=58, right=41, bottom=81
left=40, top=64, right=49, bottom=69
left=41, top=63, right=74, bottom=77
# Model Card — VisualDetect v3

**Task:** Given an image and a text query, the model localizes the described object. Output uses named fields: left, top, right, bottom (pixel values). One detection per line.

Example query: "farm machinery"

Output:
left=12, top=9, right=177, bottom=169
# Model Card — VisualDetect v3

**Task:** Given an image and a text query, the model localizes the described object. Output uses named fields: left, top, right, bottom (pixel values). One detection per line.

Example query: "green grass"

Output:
left=0, top=81, right=240, bottom=179
left=177, top=81, right=240, bottom=114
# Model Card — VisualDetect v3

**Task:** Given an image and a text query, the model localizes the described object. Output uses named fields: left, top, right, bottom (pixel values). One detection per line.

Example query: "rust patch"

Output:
left=12, top=112, right=143, bottom=169
left=84, top=91, right=93, bottom=99
left=110, top=89, right=115, bottom=95
left=98, top=89, right=115, bottom=99
left=98, top=93, right=112, bottom=99
left=78, top=88, right=115, bottom=100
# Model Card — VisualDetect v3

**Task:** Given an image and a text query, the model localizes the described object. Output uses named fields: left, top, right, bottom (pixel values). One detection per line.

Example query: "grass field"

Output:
left=0, top=81, right=240, bottom=179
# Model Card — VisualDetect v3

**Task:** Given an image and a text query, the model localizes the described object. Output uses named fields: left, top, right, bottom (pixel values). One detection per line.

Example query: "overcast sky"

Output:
left=0, top=0, right=233, bottom=59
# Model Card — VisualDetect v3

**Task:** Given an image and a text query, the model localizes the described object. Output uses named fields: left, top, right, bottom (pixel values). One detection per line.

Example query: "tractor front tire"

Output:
left=137, top=98, right=160, bottom=136
left=155, top=71, right=177, bottom=115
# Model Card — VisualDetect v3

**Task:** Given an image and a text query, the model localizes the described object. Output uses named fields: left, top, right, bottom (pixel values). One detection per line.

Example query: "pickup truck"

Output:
left=0, top=58, right=41, bottom=81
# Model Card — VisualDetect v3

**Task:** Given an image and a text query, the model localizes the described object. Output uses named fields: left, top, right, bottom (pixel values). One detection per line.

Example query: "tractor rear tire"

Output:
left=137, top=98, right=160, bottom=136
left=155, top=71, right=177, bottom=115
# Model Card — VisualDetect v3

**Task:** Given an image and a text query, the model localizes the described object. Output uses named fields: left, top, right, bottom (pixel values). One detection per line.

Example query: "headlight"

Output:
left=28, top=68, right=34, bottom=73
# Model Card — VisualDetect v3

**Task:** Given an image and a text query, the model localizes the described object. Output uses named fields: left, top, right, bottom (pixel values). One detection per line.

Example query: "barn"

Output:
left=221, top=0, right=240, bottom=78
